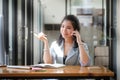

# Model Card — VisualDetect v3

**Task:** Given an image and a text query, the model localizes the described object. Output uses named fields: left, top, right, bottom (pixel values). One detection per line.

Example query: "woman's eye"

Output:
left=61, top=26, right=64, bottom=28
left=67, top=27, right=71, bottom=29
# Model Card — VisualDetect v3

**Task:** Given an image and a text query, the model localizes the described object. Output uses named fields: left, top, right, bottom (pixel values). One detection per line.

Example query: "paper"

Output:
left=31, top=63, right=65, bottom=68
left=7, top=65, right=32, bottom=70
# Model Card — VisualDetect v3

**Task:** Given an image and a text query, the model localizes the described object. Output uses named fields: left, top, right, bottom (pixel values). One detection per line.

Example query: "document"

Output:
left=7, top=65, right=46, bottom=72
left=7, top=65, right=32, bottom=70
left=31, top=63, right=65, bottom=68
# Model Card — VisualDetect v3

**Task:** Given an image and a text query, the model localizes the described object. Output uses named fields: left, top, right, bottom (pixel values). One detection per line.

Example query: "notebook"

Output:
left=7, top=65, right=32, bottom=70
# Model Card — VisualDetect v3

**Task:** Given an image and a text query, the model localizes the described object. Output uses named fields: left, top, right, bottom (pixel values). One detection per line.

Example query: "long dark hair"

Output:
left=57, top=15, right=80, bottom=48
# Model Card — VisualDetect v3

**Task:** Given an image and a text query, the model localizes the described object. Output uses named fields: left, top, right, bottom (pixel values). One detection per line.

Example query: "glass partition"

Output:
left=1, top=0, right=110, bottom=67
left=67, top=0, right=107, bottom=65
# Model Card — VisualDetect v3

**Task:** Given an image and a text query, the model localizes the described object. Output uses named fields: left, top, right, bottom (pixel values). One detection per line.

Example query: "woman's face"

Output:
left=60, top=20, right=74, bottom=39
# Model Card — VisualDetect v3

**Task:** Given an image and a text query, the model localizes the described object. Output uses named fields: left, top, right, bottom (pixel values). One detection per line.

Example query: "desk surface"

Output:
left=0, top=66, right=114, bottom=79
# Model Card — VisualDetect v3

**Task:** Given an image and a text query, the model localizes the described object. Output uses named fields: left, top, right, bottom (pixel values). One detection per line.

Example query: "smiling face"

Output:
left=60, top=20, right=74, bottom=39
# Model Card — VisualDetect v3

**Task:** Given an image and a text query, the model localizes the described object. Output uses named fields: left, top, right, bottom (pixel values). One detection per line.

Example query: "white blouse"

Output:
left=50, top=41, right=91, bottom=66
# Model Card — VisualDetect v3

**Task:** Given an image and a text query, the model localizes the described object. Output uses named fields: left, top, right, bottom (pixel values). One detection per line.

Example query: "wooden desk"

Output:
left=0, top=66, right=114, bottom=80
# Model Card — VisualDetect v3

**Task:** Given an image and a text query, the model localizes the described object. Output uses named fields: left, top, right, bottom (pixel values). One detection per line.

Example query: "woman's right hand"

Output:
left=37, top=32, right=48, bottom=43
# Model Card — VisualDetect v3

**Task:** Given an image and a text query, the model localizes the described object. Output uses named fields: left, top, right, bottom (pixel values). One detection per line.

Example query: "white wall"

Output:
left=117, top=0, right=120, bottom=79
left=0, top=0, right=2, bottom=15
left=42, top=0, right=65, bottom=24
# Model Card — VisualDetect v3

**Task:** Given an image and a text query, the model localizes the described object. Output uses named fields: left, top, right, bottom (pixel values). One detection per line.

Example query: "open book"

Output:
left=31, top=63, right=65, bottom=68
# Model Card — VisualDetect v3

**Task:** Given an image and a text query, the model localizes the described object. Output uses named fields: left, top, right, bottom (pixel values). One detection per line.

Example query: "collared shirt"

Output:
left=50, top=41, right=90, bottom=66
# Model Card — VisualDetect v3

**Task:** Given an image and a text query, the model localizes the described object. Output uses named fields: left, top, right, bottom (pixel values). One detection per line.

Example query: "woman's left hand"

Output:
left=37, top=32, right=48, bottom=43
left=71, top=30, right=82, bottom=44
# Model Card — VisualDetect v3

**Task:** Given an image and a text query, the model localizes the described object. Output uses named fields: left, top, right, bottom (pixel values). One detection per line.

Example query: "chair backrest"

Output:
left=94, top=46, right=109, bottom=67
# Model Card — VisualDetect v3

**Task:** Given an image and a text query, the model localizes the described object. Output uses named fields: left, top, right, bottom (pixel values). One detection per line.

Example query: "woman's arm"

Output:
left=43, top=40, right=53, bottom=64
left=72, top=31, right=90, bottom=66
left=37, top=32, right=53, bottom=64
left=78, top=43, right=90, bottom=66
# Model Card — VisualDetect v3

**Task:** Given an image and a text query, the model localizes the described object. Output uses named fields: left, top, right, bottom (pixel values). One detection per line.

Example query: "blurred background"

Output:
left=0, top=0, right=119, bottom=79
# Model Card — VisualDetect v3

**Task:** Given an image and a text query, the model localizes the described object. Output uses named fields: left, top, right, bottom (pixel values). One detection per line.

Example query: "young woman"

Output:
left=37, top=15, right=90, bottom=66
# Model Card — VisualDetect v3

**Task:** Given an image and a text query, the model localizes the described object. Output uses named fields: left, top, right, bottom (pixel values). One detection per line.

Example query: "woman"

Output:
left=37, top=15, right=90, bottom=66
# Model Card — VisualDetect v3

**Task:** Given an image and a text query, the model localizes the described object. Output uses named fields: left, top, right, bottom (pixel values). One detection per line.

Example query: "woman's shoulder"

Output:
left=50, top=41, right=62, bottom=51
left=50, top=41, right=58, bottom=48
left=51, top=41, right=57, bottom=45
